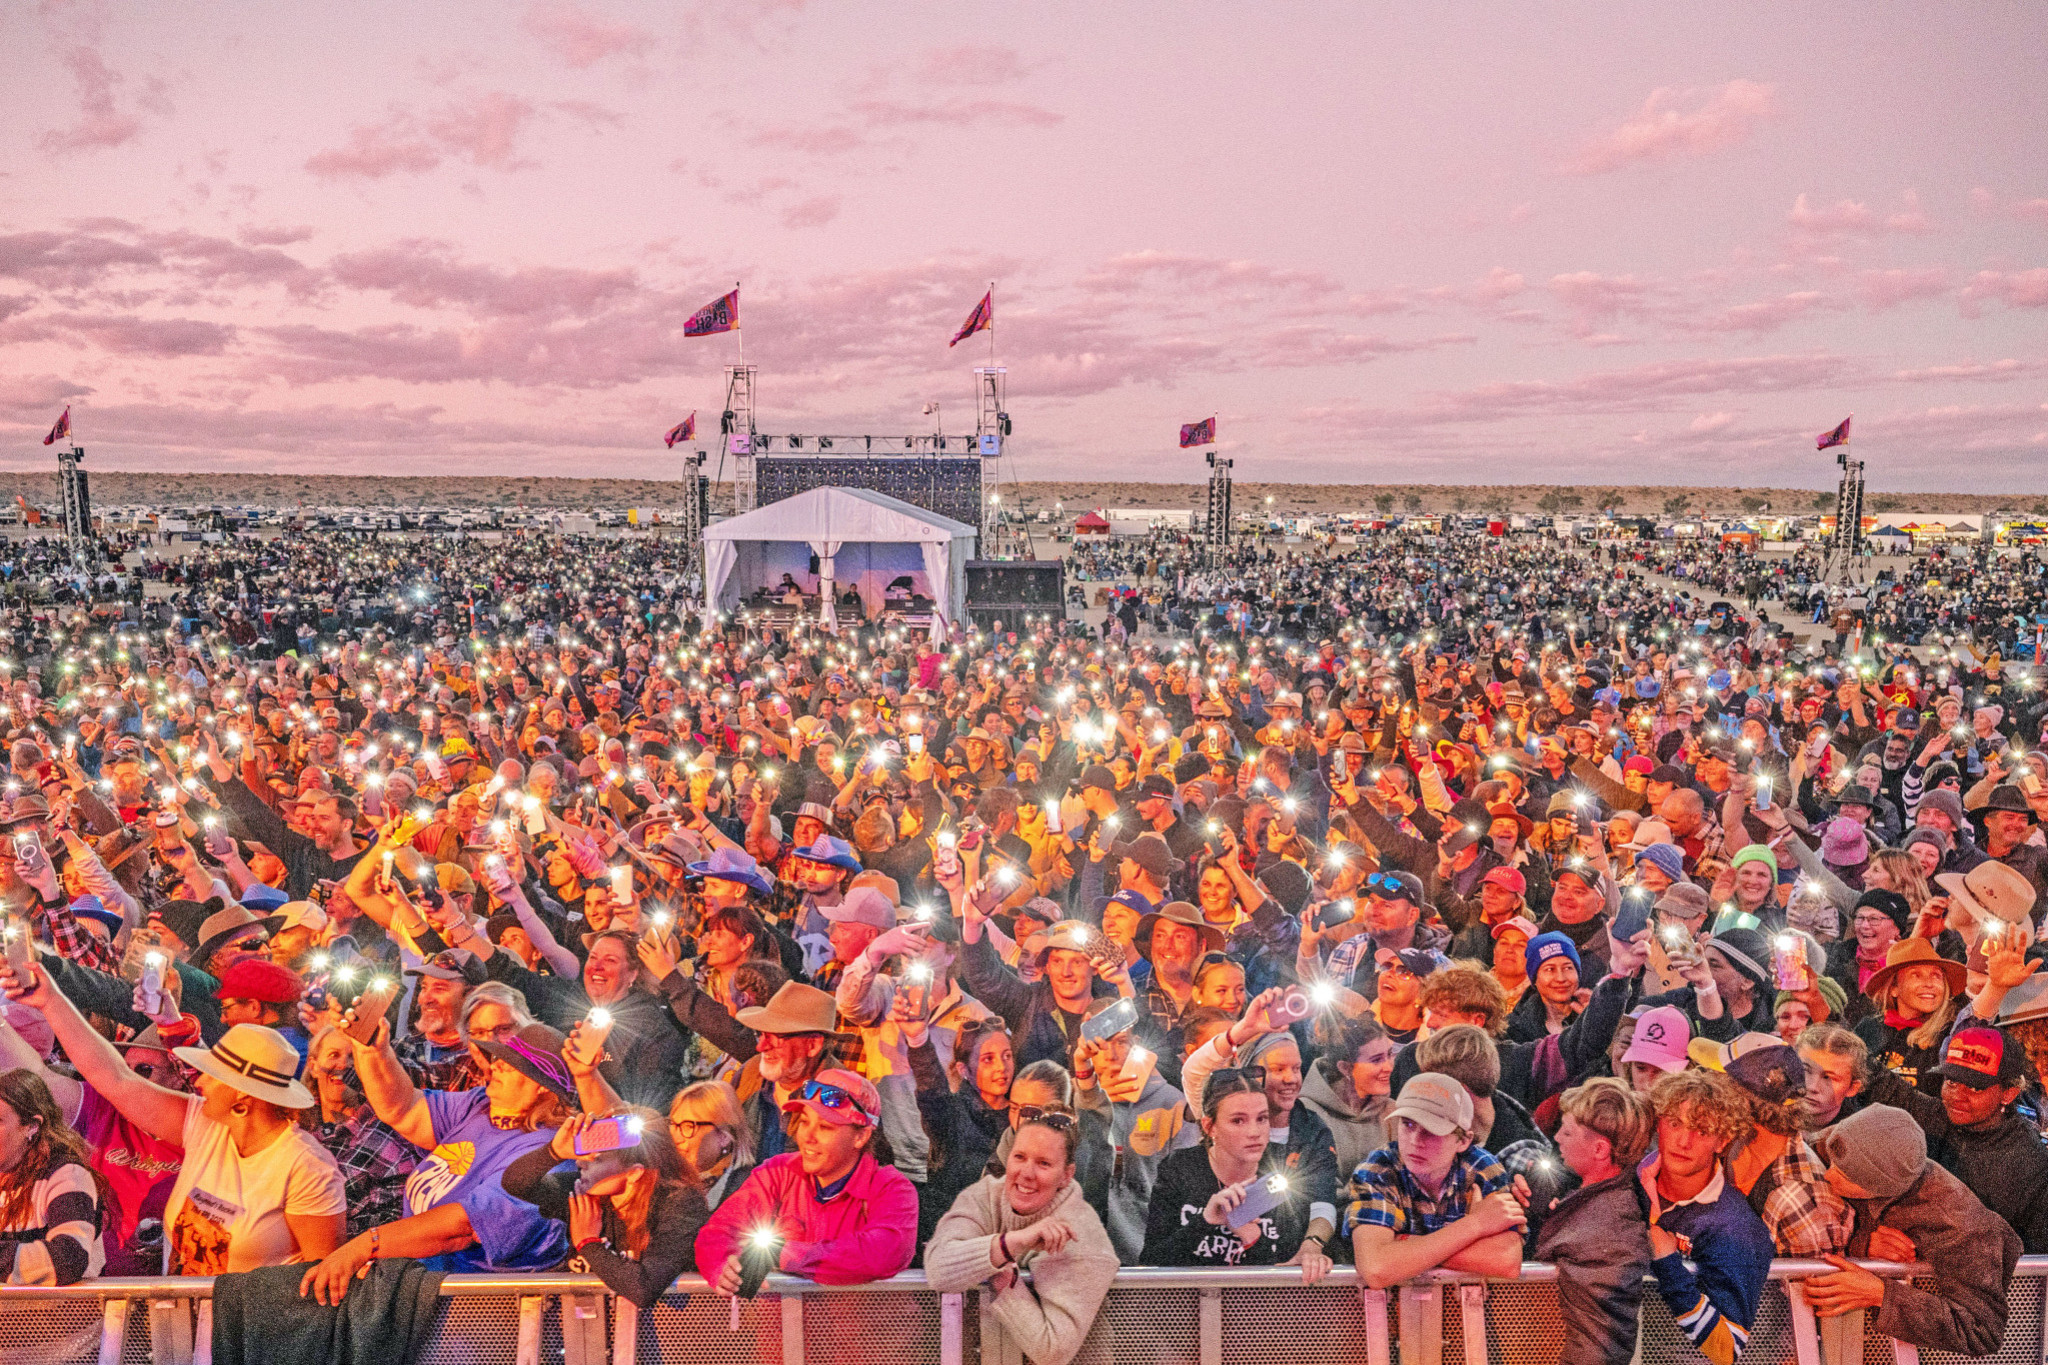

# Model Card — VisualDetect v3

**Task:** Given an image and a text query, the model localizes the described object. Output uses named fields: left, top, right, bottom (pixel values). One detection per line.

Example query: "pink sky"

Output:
left=3, top=2, right=2045, bottom=491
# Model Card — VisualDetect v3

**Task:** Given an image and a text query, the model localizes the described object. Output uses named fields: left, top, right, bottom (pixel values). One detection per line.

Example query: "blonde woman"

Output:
left=668, top=1081, right=756, bottom=1210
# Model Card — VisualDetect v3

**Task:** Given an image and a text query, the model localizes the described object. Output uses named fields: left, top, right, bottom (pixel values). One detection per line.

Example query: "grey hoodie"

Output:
left=1075, top=1068, right=1198, bottom=1263
left=1298, top=1058, right=1390, bottom=1187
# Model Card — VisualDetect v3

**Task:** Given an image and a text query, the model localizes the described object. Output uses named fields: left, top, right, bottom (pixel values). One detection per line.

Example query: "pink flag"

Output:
left=1816, top=415, right=1852, bottom=450
left=664, top=413, right=696, bottom=448
left=684, top=289, right=738, bottom=337
left=950, top=291, right=992, bottom=347
left=42, top=407, right=70, bottom=446
left=1179, top=416, right=1216, bottom=448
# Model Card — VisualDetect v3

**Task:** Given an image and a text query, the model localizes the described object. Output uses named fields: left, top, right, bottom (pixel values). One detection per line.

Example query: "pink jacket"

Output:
left=693, top=1152, right=918, bottom=1286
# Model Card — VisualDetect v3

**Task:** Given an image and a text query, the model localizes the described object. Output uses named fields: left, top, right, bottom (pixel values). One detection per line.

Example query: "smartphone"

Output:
left=899, top=962, right=933, bottom=1020
left=609, top=865, right=633, bottom=900
left=1267, top=988, right=1312, bottom=1027
left=139, top=951, right=166, bottom=1017
left=3, top=917, right=31, bottom=973
left=1613, top=890, right=1651, bottom=943
left=1772, top=934, right=1805, bottom=991
left=1754, top=776, right=1773, bottom=812
left=907, top=734, right=924, bottom=755
left=1081, top=997, right=1140, bottom=1042
left=1117, top=1043, right=1156, bottom=1089
left=582, top=1007, right=618, bottom=1054
left=1316, top=898, right=1358, bottom=931
left=1229, top=1172, right=1292, bottom=1231
left=736, top=1232, right=783, bottom=1300
left=523, top=800, right=549, bottom=836
left=1043, top=801, right=1062, bottom=836
left=2026, top=774, right=2044, bottom=797
left=346, top=976, right=400, bottom=1044
left=572, top=1113, right=646, bottom=1156
left=931, top=834, right=961, bottom=882
left=1658, top=923, right=1701, bottom=966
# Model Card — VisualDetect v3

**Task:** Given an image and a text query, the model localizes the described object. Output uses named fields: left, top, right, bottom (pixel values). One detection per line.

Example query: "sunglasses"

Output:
left=1363, top=873, right=1411, bottom=897
left=1011, top=1104, right=1077, bottom=1131
left=795, top=1080, right=873, bottom=1122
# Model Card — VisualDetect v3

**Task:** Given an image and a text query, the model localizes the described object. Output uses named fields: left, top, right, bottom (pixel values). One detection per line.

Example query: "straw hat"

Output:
left=1860, top=936, right=1967, bottom=998
left=173, top=1024, right=314, bottom=1109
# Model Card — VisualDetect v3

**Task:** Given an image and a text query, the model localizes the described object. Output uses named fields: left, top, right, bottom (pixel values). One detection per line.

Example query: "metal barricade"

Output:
left=0, top=1260, right=2042, bottom=1365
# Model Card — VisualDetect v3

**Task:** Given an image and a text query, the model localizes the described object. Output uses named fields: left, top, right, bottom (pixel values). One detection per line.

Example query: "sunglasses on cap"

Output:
left=1364, top=873, right=1414, bottom=899
left=1011, top=1104, right=1077, bottom=1131
left=794, top=1080, right=874, bottom=1123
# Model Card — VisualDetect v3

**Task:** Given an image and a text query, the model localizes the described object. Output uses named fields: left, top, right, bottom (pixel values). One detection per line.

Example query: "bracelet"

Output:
left=997, top=1232, right=1013, bottom=1265
left=369, top=1226, right=380, bottom=1257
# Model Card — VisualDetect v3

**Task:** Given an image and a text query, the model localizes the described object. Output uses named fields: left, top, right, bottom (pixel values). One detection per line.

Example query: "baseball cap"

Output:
left=1936, top=1025, right=2025, bottom=1091
left=1077, top=764, right=1118, bottom=794
left=1481, top=866, right=1527, bottom=897
left=1619, top=1005, right=1690, bottom=1073
left=1491, top=914, right=1539, bottom=942
left=1387, top=1072, right=1474, bottom=1137
left=1687, top=1030, right=1784, bottom=1073
left=820, top=886, right=895, bottom=930
left=415, top=948, right=489, bottom=986
left=782, top=1068, right=879, bottom=1128
left=1374, top=946, right=1440, bottom=980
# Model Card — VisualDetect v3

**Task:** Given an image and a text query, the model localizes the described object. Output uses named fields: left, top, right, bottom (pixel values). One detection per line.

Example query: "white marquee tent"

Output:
left=701, top=486, right=975, bottom=634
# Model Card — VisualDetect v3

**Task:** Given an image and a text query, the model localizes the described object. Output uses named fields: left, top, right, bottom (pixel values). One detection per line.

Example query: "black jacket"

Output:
left=1861, top=1067, right=2048, bottom=1253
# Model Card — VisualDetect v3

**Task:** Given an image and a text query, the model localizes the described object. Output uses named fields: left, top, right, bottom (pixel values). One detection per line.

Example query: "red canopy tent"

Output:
left=1073, top=511, right=1111, bottom=535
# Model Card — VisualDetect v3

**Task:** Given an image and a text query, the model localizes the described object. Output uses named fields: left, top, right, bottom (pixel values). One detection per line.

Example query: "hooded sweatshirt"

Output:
left=1298, top=1059, right=1390, bottom=1187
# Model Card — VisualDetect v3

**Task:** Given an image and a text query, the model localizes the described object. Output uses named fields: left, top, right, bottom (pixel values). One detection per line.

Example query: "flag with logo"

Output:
left=950, top=291, right=992, bottom=347
left=1816, top=415, right=1852, bottom=450
left=664, top=413, right=696, bottom=448
left=683, top=289, right=738, bottom=337
left=1179, top=416, right=1216, bottom=448
left=42, top=407, right=70, bottom=446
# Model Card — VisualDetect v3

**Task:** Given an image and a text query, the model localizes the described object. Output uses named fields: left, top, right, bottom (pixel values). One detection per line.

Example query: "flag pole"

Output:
left=735, top=280, right=743, bottom=367
left=988, top=280, right=996, bottom=366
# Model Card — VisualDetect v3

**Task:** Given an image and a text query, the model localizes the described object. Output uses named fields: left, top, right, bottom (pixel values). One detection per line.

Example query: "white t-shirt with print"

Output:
left=162, top=1097, right=347, bottom=1275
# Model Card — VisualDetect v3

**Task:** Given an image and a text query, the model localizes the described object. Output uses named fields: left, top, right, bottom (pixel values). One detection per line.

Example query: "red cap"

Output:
left=1481, top=866, right=1527, bottom=896
left=216, top=958, right=305, bottom=1006
left=1623, top=755, right=1655, bottom=776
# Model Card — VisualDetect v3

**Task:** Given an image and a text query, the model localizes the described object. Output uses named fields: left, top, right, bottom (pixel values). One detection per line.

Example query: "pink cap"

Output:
left=1619, top=1005, right=1691, bottom=1074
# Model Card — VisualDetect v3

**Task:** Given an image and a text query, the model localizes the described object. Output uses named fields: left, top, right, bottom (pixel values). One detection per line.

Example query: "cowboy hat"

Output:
left=173, top=1024, right=314, bottom=1109
left=1936, top=860, right=2037, bottom=927
left=1860, top=936, right=1967, bottom=998
left=734, top=981, right=838, bottom=1035
left=1136, top=901, right=1225, bottom=958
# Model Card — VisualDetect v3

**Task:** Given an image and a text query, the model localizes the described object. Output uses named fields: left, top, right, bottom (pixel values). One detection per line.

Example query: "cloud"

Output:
left=1687, top=290, right=1829, bottom=334
left=746, top=124, right=866, bottom=155
left=0, top=374, right=95, bottom=413
left=780, top=196, right=842, bottom=229
left=1077, top=251, right=1347, bottom=303
left=913, top=45, right=1030, bottom=86
left=305, top=93, right=538, bottom=179
left=1856, top=267, right=1949, bottom=309
left=38, top=44, right=151, bottom=154
left=522, top=1, right=653, bottom=68
left=6, top=312, right=236, bottom=358
left=1891, top=359, right=2036, bottom=383
left=328, top=240, right=638, bottom=317
left=1961, top=269, right=2048, bottom=310
left=1564, top=80, right=1774, bottom=175
left=1472, top=267, right=1526, bottom=303
left=1969, top=188, right=2048, bottom=226
left=851, top=97, right=1062, bottom=129
left=1689, top=411, right=1736, bottom=433
left=0, top=222, right=319, bottom=297
left=239, top=224, right=315, bottom=247
left=1788, top=189, right=1930, bottom=238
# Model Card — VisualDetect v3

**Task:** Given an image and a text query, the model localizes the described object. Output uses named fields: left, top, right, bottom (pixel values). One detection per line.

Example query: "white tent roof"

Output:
left=704, top=485, right=974, bottom=544
left=701, top=485, right=975, bottom=635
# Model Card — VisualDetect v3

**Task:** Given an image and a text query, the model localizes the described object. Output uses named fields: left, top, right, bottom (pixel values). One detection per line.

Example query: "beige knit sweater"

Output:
left=923, top=1174, right=1121, bottom=1365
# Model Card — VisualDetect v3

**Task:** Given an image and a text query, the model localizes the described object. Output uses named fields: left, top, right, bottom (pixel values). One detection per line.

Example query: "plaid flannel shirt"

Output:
left=1344, top=1143, right=1509, bottom=1237
left=1750, top=1138, right=1853, bottom=1256
left=318, top=1103, right=420, bottom=1236
left=396, top=1030, right=485, bottom=1093
left=35, top=897, right=118, bottom=976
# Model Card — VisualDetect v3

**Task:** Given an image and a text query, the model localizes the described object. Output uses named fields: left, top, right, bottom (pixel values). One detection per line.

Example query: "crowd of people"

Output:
left=0, top=518, right=2045, bottom=1365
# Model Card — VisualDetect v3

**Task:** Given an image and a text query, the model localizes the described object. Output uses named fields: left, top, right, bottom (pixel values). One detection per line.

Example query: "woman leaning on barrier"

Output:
left=500, top=1106, right=711, bottom=1311
left=926, top=1108, right=1120, bottom=1365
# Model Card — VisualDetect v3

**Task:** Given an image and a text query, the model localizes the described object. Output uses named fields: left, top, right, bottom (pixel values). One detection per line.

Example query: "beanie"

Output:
left=1524, top=931, right=1582, bottom=982
left=1819, top=1103, right=1928, bottom=1199
left=1855, top=889, right=1913, bottom=937
left=1728, top=844, right=1777, bottom=876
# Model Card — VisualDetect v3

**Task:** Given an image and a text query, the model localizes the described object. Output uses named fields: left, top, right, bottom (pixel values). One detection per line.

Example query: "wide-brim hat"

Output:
left=1973, top=784, right=2036, bottom=821
left=686, top=846, right=774, bottom=895
left=194, top=905, right=284, bottom=966
left=734, top=981, right=838, bottom=1035
left=174, top=1024, right=314, bottom=1109
left=474, top=1022, right=577, bottom=1103
left=1860, top=935, right=1967, bottom=998
left=1136, top=901, right=1225, bottom=958
left=1936, top=861, right=2037, bottom=927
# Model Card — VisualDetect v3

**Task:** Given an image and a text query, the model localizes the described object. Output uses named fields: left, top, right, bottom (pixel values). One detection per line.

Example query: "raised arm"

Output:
left=0, top=956, right=190, bottom=1145
left=344, top=1016, right=434, bottom=1149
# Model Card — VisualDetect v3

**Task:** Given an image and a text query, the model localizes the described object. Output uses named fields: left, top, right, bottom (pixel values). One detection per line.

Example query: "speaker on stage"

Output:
left=964, top=560, right=1065, bottom=633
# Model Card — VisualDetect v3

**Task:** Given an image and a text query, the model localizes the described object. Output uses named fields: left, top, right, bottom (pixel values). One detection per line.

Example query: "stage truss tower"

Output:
left=1205, top=450, right=1234, bottom=566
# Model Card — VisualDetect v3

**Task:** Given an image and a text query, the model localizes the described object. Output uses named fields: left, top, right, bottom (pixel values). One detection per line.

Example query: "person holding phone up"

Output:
left=1070, top=994, right=1196, bottom=1263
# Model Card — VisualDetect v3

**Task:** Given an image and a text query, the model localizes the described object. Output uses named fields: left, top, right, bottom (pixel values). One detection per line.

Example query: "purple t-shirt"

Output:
left=404, top=1090, right=568, bottom=1271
